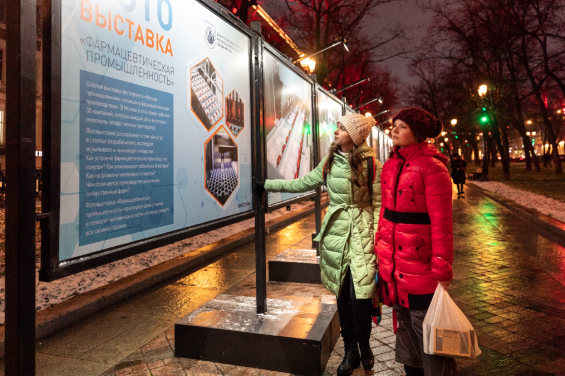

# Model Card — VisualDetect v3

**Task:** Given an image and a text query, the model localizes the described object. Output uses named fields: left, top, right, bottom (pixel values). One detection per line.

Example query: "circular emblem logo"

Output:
left=205, top=26, right=216, bottom=48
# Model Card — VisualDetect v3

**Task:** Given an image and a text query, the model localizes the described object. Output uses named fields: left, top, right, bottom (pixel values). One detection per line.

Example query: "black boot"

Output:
left=404, top=364, right=425, bottom=376
left=337, top=344, right=360, bottom=376
left=359, top=342, right=374, bottom=370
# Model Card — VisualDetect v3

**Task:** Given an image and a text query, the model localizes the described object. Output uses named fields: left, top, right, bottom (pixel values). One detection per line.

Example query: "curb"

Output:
left=469, top=183, right=565, bottom=246
left=0, top=199, right=328, bottom=358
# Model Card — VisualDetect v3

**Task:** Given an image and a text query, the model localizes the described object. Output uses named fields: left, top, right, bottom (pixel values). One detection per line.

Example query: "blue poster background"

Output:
left=79, top=70, right=174, bottom=246
left=60, top=0, right=252, bottom=261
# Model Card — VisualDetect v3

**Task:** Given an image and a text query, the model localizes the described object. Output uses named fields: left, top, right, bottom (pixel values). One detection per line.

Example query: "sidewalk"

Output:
left=3, top=185, right=565, bottom=375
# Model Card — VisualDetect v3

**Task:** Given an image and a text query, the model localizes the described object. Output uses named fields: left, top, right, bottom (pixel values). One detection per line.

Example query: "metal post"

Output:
left=311, top=85, right=321, bottom=254
left=481, top=132, right=489, bottom=181
left=5, top=0, right=37, bottom=374
left=251, top=25, right=267, bottom=314
left=40, top=0, right=62, bottom=282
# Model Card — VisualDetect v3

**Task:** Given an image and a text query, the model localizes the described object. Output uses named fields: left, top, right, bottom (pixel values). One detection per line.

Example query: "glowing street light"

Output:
left=444, top=137, right=448, bottom=142
left=527, top=120, right=532, bottom=124
left=478, top=84, right=488, bottom=97
left=300, top=58, right=316, bottom=74
left=385, top=129, right=390, bottom=134
left=365, top=112, right=372, bottom=117
left=293, top=37, right=349, bottom=66
left=451, top=119, right=458, bottom=126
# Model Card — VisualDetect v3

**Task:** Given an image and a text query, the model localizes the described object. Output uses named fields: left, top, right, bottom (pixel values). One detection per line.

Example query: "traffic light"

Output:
left=479, top=108, right=490, bottom=125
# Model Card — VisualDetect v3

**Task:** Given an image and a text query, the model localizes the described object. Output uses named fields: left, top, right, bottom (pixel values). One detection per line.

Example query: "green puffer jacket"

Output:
left=265, top=143, right=382, bottom=299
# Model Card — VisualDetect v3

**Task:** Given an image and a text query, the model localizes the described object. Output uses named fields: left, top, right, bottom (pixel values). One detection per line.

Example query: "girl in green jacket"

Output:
left=265, top=113, right=382, bottom=376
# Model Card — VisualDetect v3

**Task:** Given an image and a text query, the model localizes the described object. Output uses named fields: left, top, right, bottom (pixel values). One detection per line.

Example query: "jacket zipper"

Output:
left=390, top=151, right=406, bottom=301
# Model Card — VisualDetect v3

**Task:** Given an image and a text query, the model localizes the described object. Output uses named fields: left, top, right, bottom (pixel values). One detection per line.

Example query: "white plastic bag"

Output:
left=423, top=285, right=481, bottom=359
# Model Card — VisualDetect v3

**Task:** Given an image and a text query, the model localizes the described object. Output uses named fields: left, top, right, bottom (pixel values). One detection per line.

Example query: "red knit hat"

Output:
left=392, top=108, right=443, bottom=141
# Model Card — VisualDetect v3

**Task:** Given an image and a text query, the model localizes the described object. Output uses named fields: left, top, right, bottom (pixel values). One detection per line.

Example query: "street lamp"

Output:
left=478, top=84, right=490, bottom=180
left=451, top=119, right=457, bottom=126
left=330, top=77, right=370, bottom=95
left=293, top=37, right=349, bottom=65
left=299, top=58, right=316, bottom=74
left=354, top=97, right=383, bottom=111
left=372, top=109, right=390, bottom=118
left=376, top=118, right=393, bottom=128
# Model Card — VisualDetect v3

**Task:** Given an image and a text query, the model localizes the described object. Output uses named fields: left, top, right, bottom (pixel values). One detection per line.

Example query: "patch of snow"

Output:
left=471, top=181, right=565, bottom=223
left=0, top=202, right=311, bottom=325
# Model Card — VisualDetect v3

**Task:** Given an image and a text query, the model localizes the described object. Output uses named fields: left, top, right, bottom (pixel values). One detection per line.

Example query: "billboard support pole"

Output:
left=251, top=24, right=267, bottom=314
left=40, top=0, right=62, bottom=282
left=5, top=0, right=37, bottom=374
left=312, top=84, right=321, bottom=255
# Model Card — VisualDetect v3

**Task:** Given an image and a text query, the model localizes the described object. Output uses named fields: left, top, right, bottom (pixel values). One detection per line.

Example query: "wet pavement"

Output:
left=3, top=185, right=565, bottom=375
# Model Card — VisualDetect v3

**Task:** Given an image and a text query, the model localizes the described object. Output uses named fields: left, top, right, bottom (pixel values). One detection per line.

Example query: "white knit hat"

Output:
left=336, top=114, right=375, bottom=146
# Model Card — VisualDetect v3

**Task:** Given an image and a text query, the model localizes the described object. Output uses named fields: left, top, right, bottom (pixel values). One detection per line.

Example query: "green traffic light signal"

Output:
left=481, top=116, right=488, bottom=123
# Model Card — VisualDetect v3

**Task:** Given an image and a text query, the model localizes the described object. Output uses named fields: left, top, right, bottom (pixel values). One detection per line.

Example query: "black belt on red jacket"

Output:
left=383, top=208, right=431, bottom=225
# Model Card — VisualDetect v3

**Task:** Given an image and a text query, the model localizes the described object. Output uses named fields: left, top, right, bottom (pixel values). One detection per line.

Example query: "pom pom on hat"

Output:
left=392, top=108, right=443, bottom=141
left=336, top=114, right=375, bottom=146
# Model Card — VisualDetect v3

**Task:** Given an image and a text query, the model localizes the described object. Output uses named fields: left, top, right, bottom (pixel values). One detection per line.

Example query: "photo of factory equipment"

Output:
left=190, top=58, right=223, bottom=130
left=204, top=126, right=239, bottom=206
left=264, top=53, right=313, bottom=181
left=225, top=89, right=245, bottom=137
left=317, top=91, right=343, bottom=161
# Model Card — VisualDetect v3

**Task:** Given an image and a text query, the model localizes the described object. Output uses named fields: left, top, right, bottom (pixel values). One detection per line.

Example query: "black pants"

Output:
left=336, top=268, right=373, bottom=348
left=394, top=303, right=458, bottom=376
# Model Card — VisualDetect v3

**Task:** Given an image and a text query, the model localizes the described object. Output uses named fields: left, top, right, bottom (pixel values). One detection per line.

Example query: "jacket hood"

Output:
left=393, top=142, right=447, bottom=166
left=359, top=141, right=376, bottom=159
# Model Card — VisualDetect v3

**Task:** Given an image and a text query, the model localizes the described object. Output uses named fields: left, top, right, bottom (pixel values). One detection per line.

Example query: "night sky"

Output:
left=366, top=0, right=434, bottom=89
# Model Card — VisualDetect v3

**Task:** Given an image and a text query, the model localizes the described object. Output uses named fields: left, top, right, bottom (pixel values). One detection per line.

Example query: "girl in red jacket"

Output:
left=376, top=108, right=458, bottom=376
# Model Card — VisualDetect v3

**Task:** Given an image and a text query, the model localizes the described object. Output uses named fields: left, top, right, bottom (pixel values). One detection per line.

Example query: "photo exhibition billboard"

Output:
left=59, top=0, right=252, bottom=261
left=317, top=90, right=343, bottom=162
left=263, top=50, right=314, bottom=206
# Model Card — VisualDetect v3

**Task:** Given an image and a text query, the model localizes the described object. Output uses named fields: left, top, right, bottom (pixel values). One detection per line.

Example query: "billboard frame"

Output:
left=40, top=0, right=258, bottom=281
left=315, top=84, right=345, bottom=162
left=262, top=43, right=318, bottom=213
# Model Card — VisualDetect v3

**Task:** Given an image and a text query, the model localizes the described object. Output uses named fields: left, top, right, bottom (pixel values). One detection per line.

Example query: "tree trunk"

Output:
left=501, top=127, right=511, bottom=179
left=522, top=136, right=541, bottom=172
left=472, top=140, right=480, bottom=166
left=489, top=137, right=497, bottom=167
left=493, top=118, right=510, bottom=179
left=520, top=35, right=563, bottom=173
left=523, top=136, right=532, bottom=170
left=529, top=142, right=541, bottom=171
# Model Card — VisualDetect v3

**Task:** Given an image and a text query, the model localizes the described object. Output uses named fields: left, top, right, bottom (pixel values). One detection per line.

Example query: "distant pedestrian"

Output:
left=544, top=152, right=552, bottom=167
left=263, top=114, right=382, bottom=375
left=450, top=153, right=467, bottom=195
left=376, top=108, right=458, bottom=376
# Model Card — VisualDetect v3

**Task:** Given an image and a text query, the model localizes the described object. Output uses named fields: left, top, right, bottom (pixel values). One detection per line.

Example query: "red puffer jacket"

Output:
left=376, top=142, right=453, bottom=309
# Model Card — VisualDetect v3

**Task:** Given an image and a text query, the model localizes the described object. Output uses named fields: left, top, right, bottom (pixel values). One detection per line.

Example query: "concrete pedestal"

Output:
left=269, top=248, right=322, bottom=284
left=175, top=294, right=339, bottom=376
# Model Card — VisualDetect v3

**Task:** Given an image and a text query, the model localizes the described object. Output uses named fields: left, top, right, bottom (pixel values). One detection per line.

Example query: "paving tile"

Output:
left=24, top=188, right=565, bottom=375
